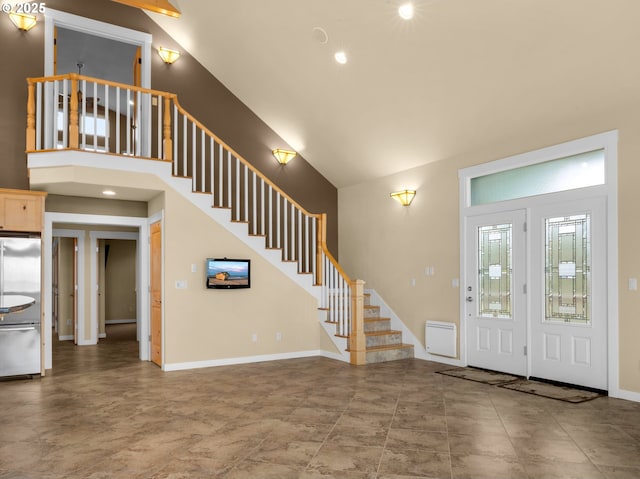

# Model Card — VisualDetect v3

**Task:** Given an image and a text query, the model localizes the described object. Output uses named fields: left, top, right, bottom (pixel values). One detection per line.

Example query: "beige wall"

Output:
left=162, top=186, right=326, bottom=364
left=339, top=101, right=640, bottom=395
left=47, top=195, right=147, bottom=217
left=104, top=239, right=137, bottom=322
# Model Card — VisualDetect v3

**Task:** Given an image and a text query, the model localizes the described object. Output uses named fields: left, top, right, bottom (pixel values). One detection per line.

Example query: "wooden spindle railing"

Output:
left=26, top=73, right=366, bottom=364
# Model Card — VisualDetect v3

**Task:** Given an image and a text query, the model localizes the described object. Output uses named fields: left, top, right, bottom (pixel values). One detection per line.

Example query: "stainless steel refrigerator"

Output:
left=0, top=235, right=42, bottom=377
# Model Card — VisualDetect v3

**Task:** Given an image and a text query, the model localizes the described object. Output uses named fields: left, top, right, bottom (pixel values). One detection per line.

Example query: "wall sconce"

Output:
left=158, top=47, right=180, bottom=64
left=272, top=148, right=297, bottom=165
left=9, top=11, right=37, bottom=31
left=390, top=189, right=416, bottom=206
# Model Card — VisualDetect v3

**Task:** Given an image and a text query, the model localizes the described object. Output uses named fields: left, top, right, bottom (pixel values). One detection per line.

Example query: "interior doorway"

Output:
left=43, top=9, right=152, bottom=155
left=44, top=8, right=151, bottom=86
left=43, top=214, right=151, bottom=372
left=97, top=237, right=138, bottom=343
left=52, top=236, right=78, bottom=343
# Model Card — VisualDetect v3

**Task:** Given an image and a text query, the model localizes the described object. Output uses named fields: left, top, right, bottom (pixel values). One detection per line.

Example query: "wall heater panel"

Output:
left=425, top=320, right=457, bottom=357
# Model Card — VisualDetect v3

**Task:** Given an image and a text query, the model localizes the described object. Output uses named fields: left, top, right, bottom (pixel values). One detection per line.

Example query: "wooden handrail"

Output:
left=27, top=73, right=178, bottom=100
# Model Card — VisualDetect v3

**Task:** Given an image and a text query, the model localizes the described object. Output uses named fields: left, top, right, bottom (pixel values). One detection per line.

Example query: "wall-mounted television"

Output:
left=206, top=258, right=251, bottom=289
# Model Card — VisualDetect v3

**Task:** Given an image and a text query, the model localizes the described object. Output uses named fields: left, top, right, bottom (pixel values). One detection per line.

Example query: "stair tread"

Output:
left=364, top=317, right=391, bottom=322
left=366, top=343, right=414, bottom=351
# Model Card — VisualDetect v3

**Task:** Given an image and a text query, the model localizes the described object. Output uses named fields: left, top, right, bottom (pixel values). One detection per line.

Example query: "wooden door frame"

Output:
left=150, top=219, right=163, bottom=367
left=72, top=237, right=78, bottom=344
left=52, top=229, right=85, bottom=345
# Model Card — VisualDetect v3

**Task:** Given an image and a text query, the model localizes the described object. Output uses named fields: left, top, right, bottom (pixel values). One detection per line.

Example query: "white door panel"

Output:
left=529, top=198, right=607, bottom=390
left=466, top=210, right=527, bottom=376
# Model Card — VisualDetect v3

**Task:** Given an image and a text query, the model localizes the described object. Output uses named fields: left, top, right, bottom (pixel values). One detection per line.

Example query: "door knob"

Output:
left=466, top=296, right=473, bottom=302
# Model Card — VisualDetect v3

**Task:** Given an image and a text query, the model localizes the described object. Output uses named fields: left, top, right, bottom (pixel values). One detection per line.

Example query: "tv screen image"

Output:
left=206, top=258, right=250, bottom=289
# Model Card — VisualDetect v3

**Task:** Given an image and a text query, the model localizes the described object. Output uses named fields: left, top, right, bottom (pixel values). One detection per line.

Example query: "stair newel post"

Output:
left=69, top=74, right=79, bottom=149
left=316, top=213, right=327, bottom=286
left=349, top=279, right=367, bottom=365
left=26, top=80, right=36, bottom=151
left=163, top=95, right=173, bottom=161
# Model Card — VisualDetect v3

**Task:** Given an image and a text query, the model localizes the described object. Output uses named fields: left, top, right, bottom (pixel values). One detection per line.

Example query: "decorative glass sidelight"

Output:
left=545, top=214, right=591, bottom=324
left=478, top=224, right=512, bottom=318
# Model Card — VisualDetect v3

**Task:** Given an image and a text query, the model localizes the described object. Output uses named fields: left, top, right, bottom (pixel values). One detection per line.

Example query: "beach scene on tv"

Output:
left=207, top=259, right=250, bottom=287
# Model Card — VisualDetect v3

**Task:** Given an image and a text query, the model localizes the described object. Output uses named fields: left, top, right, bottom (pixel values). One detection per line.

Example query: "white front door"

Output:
left=466, top=210, right=527, bottom=376
left=529, top=198, right=607, bottom=390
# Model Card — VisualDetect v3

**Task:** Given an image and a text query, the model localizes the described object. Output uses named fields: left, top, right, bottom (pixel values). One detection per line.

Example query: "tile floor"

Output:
left=1, top=324, right=640, bottom=478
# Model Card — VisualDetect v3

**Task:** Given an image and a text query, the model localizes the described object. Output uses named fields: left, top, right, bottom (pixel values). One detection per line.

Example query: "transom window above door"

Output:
left=470, top=149, right=604, bottom=206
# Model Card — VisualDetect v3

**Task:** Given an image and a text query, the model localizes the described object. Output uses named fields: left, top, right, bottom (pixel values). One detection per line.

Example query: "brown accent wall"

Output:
left=0, top=0, right=338, bottom=253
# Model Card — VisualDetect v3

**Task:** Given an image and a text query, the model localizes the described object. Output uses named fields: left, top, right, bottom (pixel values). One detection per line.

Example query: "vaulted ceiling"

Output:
left=145, top=1, right=640, bottom=188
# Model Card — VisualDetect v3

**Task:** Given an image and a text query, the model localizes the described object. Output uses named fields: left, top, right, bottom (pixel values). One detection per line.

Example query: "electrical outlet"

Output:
left=276, top=332, right=282, bottom=341
left=251, top=333, right=258, bottom=343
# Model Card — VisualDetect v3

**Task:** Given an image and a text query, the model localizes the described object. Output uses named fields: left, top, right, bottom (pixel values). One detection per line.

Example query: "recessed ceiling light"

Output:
left=312, top=26, right=329, bottom=44
left=102, top=190, right=116, bottom=196
left=334, top=51, right=347, bottom=65
left=398, top=3, right=414, bottom=20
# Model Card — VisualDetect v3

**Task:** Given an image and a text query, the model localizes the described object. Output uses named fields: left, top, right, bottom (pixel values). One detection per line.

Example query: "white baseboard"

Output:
left=610, top=387, right=640, bottom=403
left=105, top=319, right=137, bottom=324
left=57, top=335, right=73, bottom=341
left=98, top=333, right=106, bottom=339
left=423, top=352, right=465, bottom=368
left=163, top=349, right=340, bottom=372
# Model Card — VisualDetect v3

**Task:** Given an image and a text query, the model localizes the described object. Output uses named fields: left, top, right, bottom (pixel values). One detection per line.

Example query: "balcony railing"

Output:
left=26, top=73, right=366, bottom=364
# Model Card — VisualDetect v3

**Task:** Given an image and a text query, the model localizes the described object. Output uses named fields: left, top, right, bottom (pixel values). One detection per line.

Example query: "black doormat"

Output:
left=437, top=367, right=520, bottom=386
left=498, top=379, right=604, bottom=403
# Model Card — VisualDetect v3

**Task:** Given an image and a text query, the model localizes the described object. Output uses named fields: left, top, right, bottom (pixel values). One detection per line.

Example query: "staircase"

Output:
left=26, top=73, right=415, bottom=365
left=360, top=293, right=414, bottom=363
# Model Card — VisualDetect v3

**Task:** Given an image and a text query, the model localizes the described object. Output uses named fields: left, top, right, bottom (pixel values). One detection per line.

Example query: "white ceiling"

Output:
left=146, top=0, right=640, bottom=188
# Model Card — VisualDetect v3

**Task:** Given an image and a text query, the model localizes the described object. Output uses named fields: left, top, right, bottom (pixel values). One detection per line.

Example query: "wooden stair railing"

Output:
left=26, top=73, right=366, bottom=364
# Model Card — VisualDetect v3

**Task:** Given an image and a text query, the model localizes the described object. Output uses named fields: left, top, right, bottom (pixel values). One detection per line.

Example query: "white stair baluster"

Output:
left=201, top=129, right=206, bottom=192
left=210, top=136, right=214, bottom=201
left=173, top=104, right=178, bottom=175
left=92, top=81, right=98, bottom=149
left=226, top=150, right=232, bottom=210
left=252, top=172, right=257, bottom=235
left=235, top=156, right=240, bottom=221
left=191, top=121, right=196, bottom=190
left=244, top=163, right=248, bottom=223
left=182, top=114, right=187, bottom=176
left=104, top=86, right=110, bottom=153
left=268, top=185, right=273, bottom=248
left=116, top=87, right=121, bottom=154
